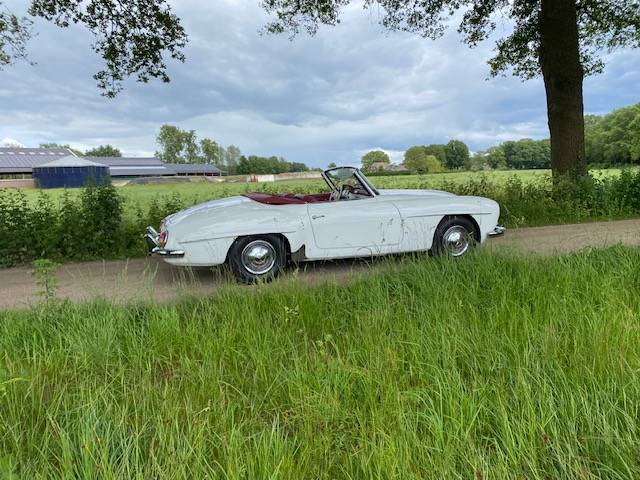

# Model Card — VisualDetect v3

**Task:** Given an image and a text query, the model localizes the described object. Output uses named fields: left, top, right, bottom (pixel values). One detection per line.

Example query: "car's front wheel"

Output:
left=431, top=216, right=477, bottom=257
left=228, top=235, right=286, bottom=283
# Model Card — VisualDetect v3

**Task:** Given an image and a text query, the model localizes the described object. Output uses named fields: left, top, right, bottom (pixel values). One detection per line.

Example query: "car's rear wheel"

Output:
left=228, top=235, right=286, bottom=283
left=432, top=216, right=477, bottom=257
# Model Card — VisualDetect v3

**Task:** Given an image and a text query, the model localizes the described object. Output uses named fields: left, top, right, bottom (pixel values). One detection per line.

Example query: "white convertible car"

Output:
left=146, top=167, right=504, bottom=282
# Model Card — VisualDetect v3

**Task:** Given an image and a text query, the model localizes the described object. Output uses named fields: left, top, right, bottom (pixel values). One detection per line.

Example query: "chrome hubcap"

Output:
left=442, top=225, right=471, bottom=257
left=241, top=240, right=276, bottom=275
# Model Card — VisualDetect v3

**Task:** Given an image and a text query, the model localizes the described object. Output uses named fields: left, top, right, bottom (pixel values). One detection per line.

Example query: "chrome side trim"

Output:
left=488, top=226, right=506, bottom=237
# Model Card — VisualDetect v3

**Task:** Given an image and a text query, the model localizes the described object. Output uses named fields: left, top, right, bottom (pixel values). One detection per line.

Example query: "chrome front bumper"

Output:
left=488, top=226, right=506, bottom=237
left=145, top=226, right=185, bottom=257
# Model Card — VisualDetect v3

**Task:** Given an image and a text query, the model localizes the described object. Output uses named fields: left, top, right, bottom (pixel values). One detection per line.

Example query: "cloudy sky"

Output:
left=1, top=0, right=639, bottom=168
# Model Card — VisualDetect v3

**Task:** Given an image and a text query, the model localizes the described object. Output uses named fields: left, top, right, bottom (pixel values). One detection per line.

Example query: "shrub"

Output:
left=0, top=184, right=126, bottom=267
left=56, top=190, right=85, bottom=259
left=0, top=190, right=32, bottom=267
left=79, top=182, right=123, bottom=256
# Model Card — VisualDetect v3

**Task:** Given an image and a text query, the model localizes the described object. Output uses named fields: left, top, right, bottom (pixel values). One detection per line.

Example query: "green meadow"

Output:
left=1, top=247, right=640, bottom=478
left=15, top=168, right=630, bottom=213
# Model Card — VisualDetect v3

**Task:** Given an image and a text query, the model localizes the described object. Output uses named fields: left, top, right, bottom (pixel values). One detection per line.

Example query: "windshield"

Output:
left=323, top=167, right=379, bottom=196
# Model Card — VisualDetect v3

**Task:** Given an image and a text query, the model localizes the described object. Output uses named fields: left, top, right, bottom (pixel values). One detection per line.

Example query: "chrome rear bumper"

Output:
left=145, top=226, right=185, bottom=257
left=488, top=226, right=506, bottom=237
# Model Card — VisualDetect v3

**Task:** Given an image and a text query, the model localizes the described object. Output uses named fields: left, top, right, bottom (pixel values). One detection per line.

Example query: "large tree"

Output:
left=423, top=144, right=448, bottom=166
left=361, top=150, right=391, bottom=171
left=444, top=140, right=470, bottom=170
left=85, top=145, right=121, bottom=157
left=260, top=1, right=640, bottom=178
left=223, top=145, right=242, bottom=173
left=200, top=138, right=224, bottom=167
left=155, top=125, right=200, bottom=164
left=404, top=146, right=444, bottom=174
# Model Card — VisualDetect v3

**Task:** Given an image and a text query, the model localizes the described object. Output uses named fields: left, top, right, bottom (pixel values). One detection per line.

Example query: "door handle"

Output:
left=311, top=214, right=325, bottom=219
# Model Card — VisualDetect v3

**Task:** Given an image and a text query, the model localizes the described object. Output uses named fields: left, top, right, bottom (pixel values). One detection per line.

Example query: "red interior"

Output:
left=243, top=192, right=331, bottom=205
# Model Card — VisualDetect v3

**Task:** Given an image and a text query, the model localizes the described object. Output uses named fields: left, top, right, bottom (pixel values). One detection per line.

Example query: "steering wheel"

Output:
left=330, top=184, right=355, bottom=201
left=341, top=184, right=356, bottom=199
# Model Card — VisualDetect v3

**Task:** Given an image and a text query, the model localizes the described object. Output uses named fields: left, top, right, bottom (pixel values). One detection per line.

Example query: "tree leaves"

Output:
left=0, top=2, right=33, bottom=68
left=261, top=0, right=640, bottom=79
left=28, top=0, right=187, bottom=97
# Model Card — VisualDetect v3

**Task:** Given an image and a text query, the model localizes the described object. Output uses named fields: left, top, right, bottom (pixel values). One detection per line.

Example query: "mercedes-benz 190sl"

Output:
left=146, top=166, right=505, bottom=282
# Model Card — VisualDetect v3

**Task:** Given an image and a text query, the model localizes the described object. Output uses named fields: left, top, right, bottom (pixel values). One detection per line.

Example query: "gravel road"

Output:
left=1, top=218, right=638, bottom=310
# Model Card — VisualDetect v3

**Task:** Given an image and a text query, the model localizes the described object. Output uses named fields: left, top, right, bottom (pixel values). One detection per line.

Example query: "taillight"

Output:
left=159, top=230, right=168, bottom=247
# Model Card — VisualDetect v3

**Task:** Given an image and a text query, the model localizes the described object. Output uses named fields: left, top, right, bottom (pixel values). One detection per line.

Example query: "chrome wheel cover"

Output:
left=241, top=240, right=277, bottom=275
left=442, top=225, right=471, bottom=257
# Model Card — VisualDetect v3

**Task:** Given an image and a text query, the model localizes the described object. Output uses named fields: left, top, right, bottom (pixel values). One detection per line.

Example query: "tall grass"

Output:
left=1, top=247, right=639, bottom=478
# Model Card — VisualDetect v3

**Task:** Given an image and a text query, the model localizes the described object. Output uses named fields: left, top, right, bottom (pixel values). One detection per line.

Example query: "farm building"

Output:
left=85, top=156, right=172, bottom=177
left=0, top=147, right=224, bottom=181
left=0, top=147, right=70, bottom=178
left=33, top=156, right=110, bottom=188
left=165, top=163, right=224, bottom=176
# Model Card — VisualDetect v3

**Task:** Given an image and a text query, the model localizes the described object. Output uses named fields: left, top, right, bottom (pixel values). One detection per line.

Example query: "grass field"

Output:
left=1, top=247, right=640, bottom=478
left=15, top=168, right=631, bottom=214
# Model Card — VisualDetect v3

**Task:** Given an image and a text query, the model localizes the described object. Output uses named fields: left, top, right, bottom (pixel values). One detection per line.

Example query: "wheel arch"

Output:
left=436, top=214, right=481, bottom=242
left=225, top=232, right=293, bottom=263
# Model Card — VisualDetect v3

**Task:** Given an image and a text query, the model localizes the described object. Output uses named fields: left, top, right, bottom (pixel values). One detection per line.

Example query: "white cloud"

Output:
left=1, top=138, right=25, bottom=148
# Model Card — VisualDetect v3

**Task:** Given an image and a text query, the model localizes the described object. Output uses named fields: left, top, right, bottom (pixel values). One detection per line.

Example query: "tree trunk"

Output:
left=539, top=0, right=586, bottom=178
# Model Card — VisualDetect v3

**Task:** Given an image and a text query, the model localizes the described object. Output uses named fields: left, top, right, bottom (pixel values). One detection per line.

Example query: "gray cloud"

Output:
left=0, top=0, right=638, bottom=166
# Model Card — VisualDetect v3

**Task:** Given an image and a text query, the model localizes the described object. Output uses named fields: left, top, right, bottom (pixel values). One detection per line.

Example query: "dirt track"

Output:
left=1, top=218, right=639, bottom=310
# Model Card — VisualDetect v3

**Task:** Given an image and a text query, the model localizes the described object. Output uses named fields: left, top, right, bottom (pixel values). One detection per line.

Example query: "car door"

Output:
left=306, top=197, right=403, bottom=255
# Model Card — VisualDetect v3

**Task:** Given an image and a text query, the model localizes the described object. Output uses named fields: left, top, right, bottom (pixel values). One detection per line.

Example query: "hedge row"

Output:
left=1, top=170, right=640, bottom=267
left=0, top=184, right=183, bottom=268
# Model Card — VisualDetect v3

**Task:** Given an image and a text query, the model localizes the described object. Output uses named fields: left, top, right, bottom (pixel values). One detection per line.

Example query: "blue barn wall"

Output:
left=33, top=166, right=110, bottom=189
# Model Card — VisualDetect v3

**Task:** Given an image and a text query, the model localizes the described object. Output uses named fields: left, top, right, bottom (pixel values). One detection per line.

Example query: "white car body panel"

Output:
left=154, top=170, right=501, bottom=267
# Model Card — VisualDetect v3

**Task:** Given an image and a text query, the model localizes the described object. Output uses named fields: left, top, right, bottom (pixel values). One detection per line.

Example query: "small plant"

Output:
left=31, top=259, right=61, bottom=305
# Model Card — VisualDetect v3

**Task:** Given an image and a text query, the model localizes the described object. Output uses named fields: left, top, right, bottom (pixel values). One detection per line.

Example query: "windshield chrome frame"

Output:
left=322, top=167, right=378, bottom=197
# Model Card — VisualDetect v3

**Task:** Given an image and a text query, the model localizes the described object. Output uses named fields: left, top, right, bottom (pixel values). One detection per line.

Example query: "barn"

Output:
left=165, top=163, right=224, bottom=176
left=0, top=148, right=225, bottom=186
left=33, top=156, right=110, bottom=188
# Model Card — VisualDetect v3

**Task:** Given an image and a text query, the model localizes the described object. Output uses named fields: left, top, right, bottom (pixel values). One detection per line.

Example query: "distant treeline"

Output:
left=472, top=103, right=640, bottom=170
left=153, top=125, right=309, bottom=174
left=585, top=103, right=640, bottom=166
left=363, top=102, right=640, bottom=174
left=40, top=125, right=311, bottom=175
left=235, top=156, right=308, bottom=175
left=473, top=139, right=551, bottom=170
